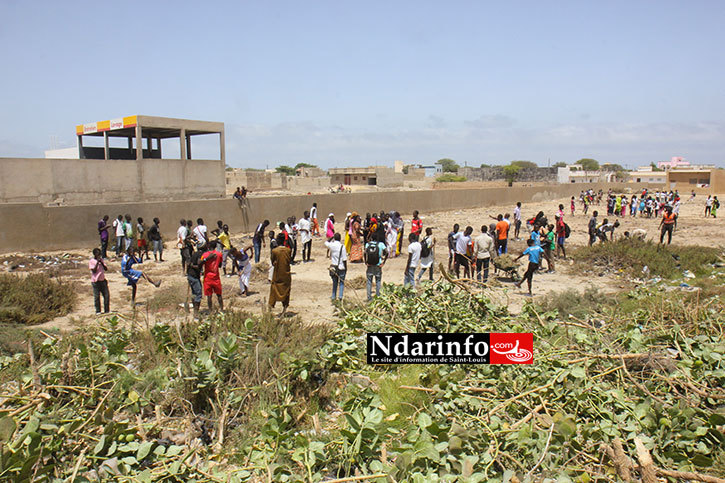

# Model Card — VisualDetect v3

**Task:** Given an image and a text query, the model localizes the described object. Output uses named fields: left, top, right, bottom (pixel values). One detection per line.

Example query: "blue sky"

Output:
left=1, top=0, right=724, bottom=168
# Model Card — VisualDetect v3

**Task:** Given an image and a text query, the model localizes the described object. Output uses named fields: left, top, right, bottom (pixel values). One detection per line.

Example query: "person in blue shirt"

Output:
left=514, top=239, right=544, bottom=296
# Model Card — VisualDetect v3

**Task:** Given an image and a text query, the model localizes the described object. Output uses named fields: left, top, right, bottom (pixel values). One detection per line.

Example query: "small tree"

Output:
left=510, top=160, right=538, bottom=169
left=552, top=162, right=567, bottom=168
left=650, top=162, right=664, bottom=172
left=480, top=163, right=492, bottom=168
left=437, top=158, right=460, bottom=173
left=294, top=162, right=317, bottom=170
left=503, top=165, right=521, bottom=186
left=575, top=158, right=600, bottom=171
left=614, top=170, right=629, bottom=181
left=275, top=165, right=296, bottom=176
left=601, top=163, right=625, bottom=172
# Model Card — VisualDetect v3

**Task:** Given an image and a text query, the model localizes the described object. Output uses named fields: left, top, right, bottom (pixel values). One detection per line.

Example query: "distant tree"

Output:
left=275, top=165, right=296, bottom=176
left=575, top=158, right=600, bottom=171
left=650, top=162, right=664, bottom=172
left=552, top=162, right=567, bottom=168
left=225, top=164, right=234, bottom=171
left=480, top=163, right=492, bottom=168
left=503, top=165, right=521, bottom=186
left=601, top=163, right=625, bottom=172
left=294, top=162, right=317, bottom=170
left=436, top=174, right=467, bottom=182
left=510, top=160, right=538, bottom=169
left=614, top=170, right=629, bottom=181
left=437, top=158, right=460, bottom=173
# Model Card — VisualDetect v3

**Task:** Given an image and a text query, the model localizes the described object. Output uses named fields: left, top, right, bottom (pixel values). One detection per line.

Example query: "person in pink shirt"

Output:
left=325, top=213, right=336, bottom=240
left=89, top=248, right=110, bottom=314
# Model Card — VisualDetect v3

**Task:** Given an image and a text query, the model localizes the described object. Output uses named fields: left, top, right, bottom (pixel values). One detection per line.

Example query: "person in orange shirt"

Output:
left=659, top=206, right=677, bottom=245
left=495, top=214, right=510, bottom=254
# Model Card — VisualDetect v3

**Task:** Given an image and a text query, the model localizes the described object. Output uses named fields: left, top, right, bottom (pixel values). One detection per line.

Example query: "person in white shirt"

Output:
left=473, top=225, right=495, bottom=283
left=453, top=226, right=473, bottom=278
left=513, top=202, right=522, bottom=240
left=416, top=227, right=435, bottom=283
left=404, top=233, right=422, bottom=288
left=325, top=233, right=348, bottom=301
left=310, top=202, right=320, bottom=237
left=193, top=218, right=208, bottom=248
left=113, top=214, right=125, bottom=257
left=298, top=211, right=312, bottom=262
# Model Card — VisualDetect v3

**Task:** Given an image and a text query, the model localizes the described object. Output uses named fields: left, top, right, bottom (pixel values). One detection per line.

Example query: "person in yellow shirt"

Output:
left=218, top=224, right=234, bottom=276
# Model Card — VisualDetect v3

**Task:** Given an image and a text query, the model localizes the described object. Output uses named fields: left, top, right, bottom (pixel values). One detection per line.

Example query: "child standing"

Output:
left=89, top=248, right=110, bottom=314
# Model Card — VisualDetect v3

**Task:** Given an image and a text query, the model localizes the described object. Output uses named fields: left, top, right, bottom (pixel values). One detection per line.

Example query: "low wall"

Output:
left=0, top=157, right=225, bottom=204
left=0, top=182, right=662, bottom=253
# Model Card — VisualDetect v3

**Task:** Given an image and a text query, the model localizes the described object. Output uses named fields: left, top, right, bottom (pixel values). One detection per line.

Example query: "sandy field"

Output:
left=2, top=192, right=723, bottom=331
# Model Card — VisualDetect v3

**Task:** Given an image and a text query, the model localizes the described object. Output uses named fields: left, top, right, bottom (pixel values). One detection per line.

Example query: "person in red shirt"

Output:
left=201, top=242, right=223, bottom=311
left=411, top=210, right=422, bottom=237
left=555, top=215, right=567, bottom=259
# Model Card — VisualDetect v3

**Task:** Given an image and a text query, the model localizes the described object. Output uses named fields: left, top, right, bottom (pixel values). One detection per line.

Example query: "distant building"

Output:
left=417, top=165, right=438, bottom=177
left=296, top=166, right=326, bottom=177
left=630, top=166, right=666, bottom=184
left=329, top=165, right=426, bottom=188
left=666, top=166, right=725, bottom=191
left=44, top=147, right=79, bottom=159
left=557, top=165, right=615, bottom=184
left=658, top=156, right=690, bottom=170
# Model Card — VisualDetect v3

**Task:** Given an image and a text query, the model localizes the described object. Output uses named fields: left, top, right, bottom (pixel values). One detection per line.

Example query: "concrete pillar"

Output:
left=103, top=132, right=109, bottom=160
left=78, top=135, right=84, bottom=159
left=146, top=137, right=152, bottom=158
left=219, top=130, right=225, bottom=164
left=186, top=135, right=192, bottom=160
left=128, top=136, right=133, bottom=149
left=135, top=125, right=142, bottom=160
left=179, top=129, right=186, bottom=160
left=157, top=137, right=162, bottom=158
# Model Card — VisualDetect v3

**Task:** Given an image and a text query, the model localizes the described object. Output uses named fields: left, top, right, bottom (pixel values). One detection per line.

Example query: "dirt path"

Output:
left=4, top=191, right=722, bottom=331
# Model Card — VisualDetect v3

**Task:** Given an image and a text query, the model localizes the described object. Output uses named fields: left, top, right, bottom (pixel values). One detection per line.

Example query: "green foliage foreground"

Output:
left=1, top=278, right=725, bottom=481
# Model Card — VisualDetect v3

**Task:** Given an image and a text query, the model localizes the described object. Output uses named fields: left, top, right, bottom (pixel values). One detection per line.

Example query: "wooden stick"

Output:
left=323, top=474, right=388, bottom=483
left=634, top=436, right=656, bottom=483
left=525, top=422, right=555, bottom=480
left=489, top=380, right=555, bottom=417
left=655, top=468, right=725, bottom=483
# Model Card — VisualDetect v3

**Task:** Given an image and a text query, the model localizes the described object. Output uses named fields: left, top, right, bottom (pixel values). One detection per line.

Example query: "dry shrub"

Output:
left=0, top=273, right=76, bottom=325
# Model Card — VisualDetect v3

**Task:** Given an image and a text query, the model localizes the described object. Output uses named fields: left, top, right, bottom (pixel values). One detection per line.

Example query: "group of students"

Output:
left=97, top=214, right=164, bottom=261
left=442, top=203, right=570, bottom=295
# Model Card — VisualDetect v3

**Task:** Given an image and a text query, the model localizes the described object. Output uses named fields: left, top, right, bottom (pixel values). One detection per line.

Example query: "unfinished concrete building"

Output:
left=0, top=116, right=226, bottom=205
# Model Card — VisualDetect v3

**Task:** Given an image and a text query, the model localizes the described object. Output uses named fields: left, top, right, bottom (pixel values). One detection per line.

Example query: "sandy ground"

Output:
left=2, top=193, right=722, bottom=331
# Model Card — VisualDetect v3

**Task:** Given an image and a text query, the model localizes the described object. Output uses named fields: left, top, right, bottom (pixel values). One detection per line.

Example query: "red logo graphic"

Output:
left=489, top=333, right=534, bottom=364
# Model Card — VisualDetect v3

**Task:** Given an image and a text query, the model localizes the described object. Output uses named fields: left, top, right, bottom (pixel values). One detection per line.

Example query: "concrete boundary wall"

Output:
left=0, top=182, right=658, bottom=253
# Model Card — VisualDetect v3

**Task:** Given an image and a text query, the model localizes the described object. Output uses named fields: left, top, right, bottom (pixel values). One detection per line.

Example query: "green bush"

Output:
left=435, top=174, right=467, bottom=182
left=573, top=238, right=721, bottom=279
left=0, top=273, right=76, bottom=325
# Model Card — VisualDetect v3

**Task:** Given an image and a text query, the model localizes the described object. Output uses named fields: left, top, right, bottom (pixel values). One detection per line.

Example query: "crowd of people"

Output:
left=88, top=188, right=709, bottom=315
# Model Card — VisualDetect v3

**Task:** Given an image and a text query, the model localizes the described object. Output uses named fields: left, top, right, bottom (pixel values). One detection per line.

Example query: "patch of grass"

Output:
left=146, top=282, right=187, bottom=312
left=0, top=273, right=76, bottom=325
left=538, top=286, right=602, bottom=320
left=572, top=238, right=722, bottom=279
left=435, top=174, right=467, bottom=182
